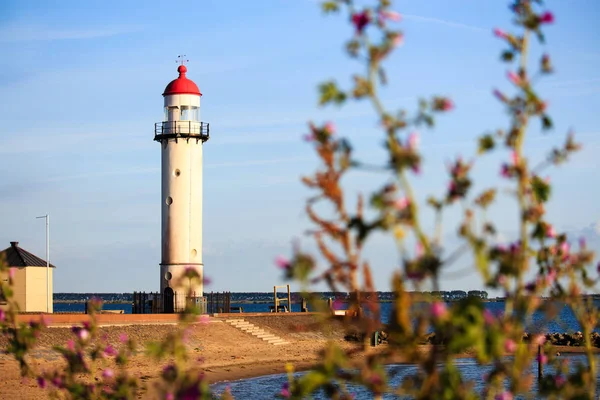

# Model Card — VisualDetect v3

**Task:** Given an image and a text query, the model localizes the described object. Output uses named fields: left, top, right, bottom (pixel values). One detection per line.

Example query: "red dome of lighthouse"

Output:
left=162, top=65, right=202, bottom=96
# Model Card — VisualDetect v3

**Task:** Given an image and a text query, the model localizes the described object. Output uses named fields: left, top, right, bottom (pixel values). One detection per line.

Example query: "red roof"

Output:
left=162, top=65, right=201, bottom=96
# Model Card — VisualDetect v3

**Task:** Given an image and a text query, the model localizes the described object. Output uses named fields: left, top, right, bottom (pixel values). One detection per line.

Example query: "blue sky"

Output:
left=0, top=0, right=598, bottom=294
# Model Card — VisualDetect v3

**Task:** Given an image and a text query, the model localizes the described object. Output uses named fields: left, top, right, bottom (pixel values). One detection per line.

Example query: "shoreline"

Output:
left=1, top=315, right=599, bottom=398
left=205, top=345, right=600, bottom=386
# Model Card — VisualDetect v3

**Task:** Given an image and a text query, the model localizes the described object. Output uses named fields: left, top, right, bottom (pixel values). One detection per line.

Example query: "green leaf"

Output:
left=321, top=1, right=339, bottom=13
left=345, top=39, right=360, bottom=57
left=318, top=81, right=347, bottom=106
left=370, top=193, right=385, bottom=209
left=531, top=175, right=551, bottom=203
left=541, top=114, right=553, bottom=130
left=501, top=50, right=514, bottom=62
left=477, top=134, right=495, bottom=154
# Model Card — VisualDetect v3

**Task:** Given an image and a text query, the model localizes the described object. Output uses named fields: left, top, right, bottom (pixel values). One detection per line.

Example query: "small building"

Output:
left=0, top=241, right=55, bottom=313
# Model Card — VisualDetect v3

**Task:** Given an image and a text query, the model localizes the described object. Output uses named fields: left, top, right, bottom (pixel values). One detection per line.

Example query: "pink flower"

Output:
left=394, top=197, right=409, bottom=210
left=275, top=255, right=290, bottom=269
left=411, top=164, right=421, bottom=175
left=37, top=377, right=46, bottom=389
left=533, top=334, right=546, bottom=346
left=554, top=375, right=566, bottom=387
left=0, top=309, right=5, bottom=323
left=495, top=392, right=513, bottom=400
left=184, top=265, right=196, bottom=274
left=119, top=333, right=128, bottom=343
left=448, top=181, right=456, bottom=193
left=332, top=298, right=343, bottom=311
left=559, top=242, right=570, bottom=255
left=280, top=382, right=291, bottom=398
left=525, top=281, right=536, bottom=292
left=67, top=339, right=75, bottom=351
left=493, top=89, right=507, bottom=102
left=407, top=131, right=419, bottom=150
left=483, top=309, right=495, bottom=325
left=51, top=376, right=63, bottom=388
left=103, top=344, right=117, bottom=357
left=415, top=242, right=424, bottom=258
left=323, top=121, right=336, bottom=135
left=537, top=353, right=548, bottom=364
left=78, top=329, right=89, bottom=342
left=430, top=301, right=447, bottom=320
left=379, top=10, right=401, bottom=22
left=392, top=33, right=404, bottom=47
left=302, top=133, right=316, bottom=142
left=493, top=28, right=509, bottom=39
left=546, top=224, right=557, bottom=238
left=102, top=368, right=114, bottom=379
left=203, top=276, right=212, bottom=286
left=166, top=393, right=175, bottom=400
left=546, top=269, right=557, bottom=286
left=351, top=11, right=371, bottom=34
left=500, top=164, right=511, bottom=178
left=8, top=268, right=15, bottom=280
left=540, top=12, right=554, bottom=24
left=507, top=71, right=522, bottom=86
left=440, top=98, right=454, bottom=111
left=510, top=151, right=519, bottom=165
left=498, top=274, right=506, bottom=285
left=504, top=339, right=517, bottom=353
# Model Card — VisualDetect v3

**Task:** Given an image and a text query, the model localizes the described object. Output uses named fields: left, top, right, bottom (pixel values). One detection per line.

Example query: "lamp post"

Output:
left=36, top=214, right=50, bottom=313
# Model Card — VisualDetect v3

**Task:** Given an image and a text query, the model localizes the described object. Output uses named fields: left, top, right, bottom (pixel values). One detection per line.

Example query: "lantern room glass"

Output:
left=181, top=106, right=199, bottom=121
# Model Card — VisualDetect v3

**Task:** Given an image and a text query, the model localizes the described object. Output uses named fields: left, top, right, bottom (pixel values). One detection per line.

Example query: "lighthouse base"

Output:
left=160, top=263, right=204, bottom=313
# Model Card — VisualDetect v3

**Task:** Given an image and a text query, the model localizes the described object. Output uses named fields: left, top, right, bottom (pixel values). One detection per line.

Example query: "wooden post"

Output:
left=538, top=345, right=544, bottom=381
left=273, top=286, right=278, bottom=313
left=287, top=285, right=291, bottom=313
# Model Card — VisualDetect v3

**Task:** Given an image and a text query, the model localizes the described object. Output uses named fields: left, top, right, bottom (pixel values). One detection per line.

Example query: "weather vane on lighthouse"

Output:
left=154, top=58, right=210, bottom=313
left=176, top=54, right=189, bottom=66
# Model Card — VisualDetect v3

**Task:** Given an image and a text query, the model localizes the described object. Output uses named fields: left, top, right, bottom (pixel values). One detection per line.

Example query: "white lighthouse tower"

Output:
left=155, top=60, right=209, bottom=313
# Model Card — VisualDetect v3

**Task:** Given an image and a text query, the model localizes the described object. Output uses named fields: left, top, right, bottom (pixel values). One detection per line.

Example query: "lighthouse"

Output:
left=155, top=61, right=209, bottom=313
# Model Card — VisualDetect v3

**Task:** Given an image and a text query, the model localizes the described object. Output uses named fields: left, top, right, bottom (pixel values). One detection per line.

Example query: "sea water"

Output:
left=53, top=300, right=598, bottom=334
left=211, top=355, right=600, bottom=399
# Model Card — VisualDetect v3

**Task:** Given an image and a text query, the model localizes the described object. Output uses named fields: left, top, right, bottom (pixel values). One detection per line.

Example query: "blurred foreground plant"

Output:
left=280, top=0, right=599, bottom=399
left=0, top=260, right=229, bottom=399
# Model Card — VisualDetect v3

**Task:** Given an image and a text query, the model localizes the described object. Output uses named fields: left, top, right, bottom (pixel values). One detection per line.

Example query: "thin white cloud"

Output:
left=542, top=78, right=600, bottom=88
left=38, top=156, right=308, bottom=183
left=212, top=134, right=300, bottom=146
left=402, top=14, right=488, bottom=33
left=45, top=167, right=159, bottom=183
left=206, top=156, right=308, bottom=168
left=0, top=24, right=143, bottom=42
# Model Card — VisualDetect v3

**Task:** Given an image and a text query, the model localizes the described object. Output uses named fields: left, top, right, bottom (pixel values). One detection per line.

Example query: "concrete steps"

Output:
left=225, top=319, right=290, bottom=345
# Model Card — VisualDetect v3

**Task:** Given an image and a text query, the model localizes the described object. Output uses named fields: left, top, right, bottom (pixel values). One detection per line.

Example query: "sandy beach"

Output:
left=0, top=314, right=362, bottom=399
